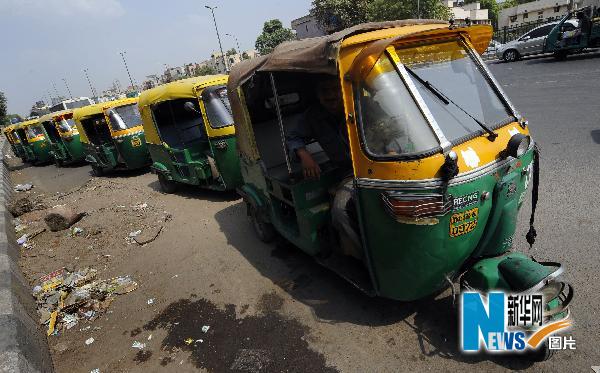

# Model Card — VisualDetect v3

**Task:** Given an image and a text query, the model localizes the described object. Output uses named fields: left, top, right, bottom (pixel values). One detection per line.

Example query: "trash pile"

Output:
left=33, top=267, right=138, bottom=336
left=14, top=183, right=33, bottom=192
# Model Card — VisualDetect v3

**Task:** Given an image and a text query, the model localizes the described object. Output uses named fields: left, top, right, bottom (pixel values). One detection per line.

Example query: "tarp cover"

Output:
left=228, top=19, right=444, bottom=91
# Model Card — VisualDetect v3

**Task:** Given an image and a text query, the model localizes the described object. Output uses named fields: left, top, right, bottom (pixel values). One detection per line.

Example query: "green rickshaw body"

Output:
left=229, top=18, right=572, bottom=326
left=74, top=98, right=151, bottom=174
left=39, top=110, right=86, bottom=166
left=139, top=75, right=242, bottom=192
left=3, top=125, right=26, bottom=159
left=20, top=120, right=52, bottom=164
left=545, top=5, right=600, bottom=55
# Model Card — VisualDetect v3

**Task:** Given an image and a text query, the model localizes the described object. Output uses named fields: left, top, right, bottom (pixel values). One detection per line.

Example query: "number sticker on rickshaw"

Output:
left=130, top=136, right=142, bottom=147
left=449, top=208, right=478, bottom=237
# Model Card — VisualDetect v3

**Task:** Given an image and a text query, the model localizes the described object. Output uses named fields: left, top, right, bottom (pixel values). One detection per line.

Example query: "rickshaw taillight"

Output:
left=381, top=192, right=451, bottom=221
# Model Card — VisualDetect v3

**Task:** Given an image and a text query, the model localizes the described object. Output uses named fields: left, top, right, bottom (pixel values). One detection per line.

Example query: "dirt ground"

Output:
left=6, top=155, right=586, bottom=373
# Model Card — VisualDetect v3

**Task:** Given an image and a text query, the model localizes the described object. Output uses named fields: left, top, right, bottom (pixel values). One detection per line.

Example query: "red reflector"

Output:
left=382, top=192, right=451, bottom=221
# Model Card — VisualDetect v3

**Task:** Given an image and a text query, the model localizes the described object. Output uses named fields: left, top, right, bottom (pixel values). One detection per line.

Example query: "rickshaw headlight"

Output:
left=506, top=134, right=530, bottom=158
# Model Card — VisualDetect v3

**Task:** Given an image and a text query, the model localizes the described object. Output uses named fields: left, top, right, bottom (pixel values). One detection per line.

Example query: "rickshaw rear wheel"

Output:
left=91, top=165, right=103, bottom=177
left=525, top=340, right=554, bottom=361
left=158, top=173, right=177, bottom=194
left=248, top=203, right=275, bottom=243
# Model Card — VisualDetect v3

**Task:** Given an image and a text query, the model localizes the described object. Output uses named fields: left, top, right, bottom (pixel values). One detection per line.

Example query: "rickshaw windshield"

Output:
left=26, top=125, right=44, bottom=139
left=357, top=39, right=512, bottom=158
left=107, top=104, right=142, bottom=131
left=57, top=119, right=75, bottom=133
left=202, top=86, right=233, bottom=129
left=394, top=40, right=512, bottom=143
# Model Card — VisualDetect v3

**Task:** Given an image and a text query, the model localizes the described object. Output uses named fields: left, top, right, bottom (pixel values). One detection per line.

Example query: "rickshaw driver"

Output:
left=287, top=78, right=363, bottom=259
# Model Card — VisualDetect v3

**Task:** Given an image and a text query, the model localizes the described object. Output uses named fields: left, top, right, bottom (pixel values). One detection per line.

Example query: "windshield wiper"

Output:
left=404, top=65, right=498, bottom=141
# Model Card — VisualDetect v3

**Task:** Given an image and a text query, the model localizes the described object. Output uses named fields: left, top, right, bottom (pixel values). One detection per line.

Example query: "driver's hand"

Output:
left=297, top=148, right=321, bottom=179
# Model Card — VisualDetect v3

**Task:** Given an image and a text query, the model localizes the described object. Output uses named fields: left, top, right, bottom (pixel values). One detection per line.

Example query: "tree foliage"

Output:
left=255, top=19, right=296, bottom=55
left=0, top=92, right=7, bottom=126
left=226, top=48, right=237, bottom=56
left=312, top=0, right=452, bottom=32
left=195, top=65, right=217, bottom=77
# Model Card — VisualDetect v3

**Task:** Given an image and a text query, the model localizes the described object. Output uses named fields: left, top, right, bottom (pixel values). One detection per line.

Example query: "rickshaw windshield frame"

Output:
left=354, top=37, right=518, bottom=162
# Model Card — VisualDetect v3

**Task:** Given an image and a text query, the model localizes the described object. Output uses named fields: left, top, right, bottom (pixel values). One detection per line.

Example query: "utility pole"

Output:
left=51, top=82, right=60, bottom=100
left=62, top=78, right=73, bottom=99
left=417, top=0, right=421, bottom=19
left=205, top=5, right=228, bottom=72
left=83, top=68, right=98, bottom=99
left=119, top=51, right=136, bottom=91
left=225, top=33, right=241, bottom=55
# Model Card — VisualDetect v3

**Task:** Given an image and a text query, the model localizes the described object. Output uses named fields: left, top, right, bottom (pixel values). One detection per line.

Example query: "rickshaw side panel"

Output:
left=357, top=149, right=533, bottom=301
left=112, top=127, right=151, bottom=170
left=209, top=136, right=243, bottom=190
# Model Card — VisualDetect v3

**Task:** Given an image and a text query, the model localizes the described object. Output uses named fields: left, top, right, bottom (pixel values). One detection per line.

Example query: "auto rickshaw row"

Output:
left=3, top=20, right=572, bottom=360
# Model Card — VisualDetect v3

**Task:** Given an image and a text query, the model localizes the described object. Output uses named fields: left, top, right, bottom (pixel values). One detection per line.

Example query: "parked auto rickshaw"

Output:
left=18, top=118, right=52, bottom=164
left=138, top=75, right=242, bottom=193
left=229, top=20, right=572, bottom=357
left=38, top=110, right=86, bottom=166
left=73, top=98, right=151, bottom=176
left=545, top=3, right=600, bottom=59
left=3, top=124, right=27, bottom=159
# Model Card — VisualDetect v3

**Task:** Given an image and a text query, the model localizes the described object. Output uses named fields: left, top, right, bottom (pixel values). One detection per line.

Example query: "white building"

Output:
left=443, top=1, right=490, bottom=24
left=204, top=49, right=258, bottom=74
left=291, top=14, right=327, bottom=39
left=498, top=0, right=583, bottom=28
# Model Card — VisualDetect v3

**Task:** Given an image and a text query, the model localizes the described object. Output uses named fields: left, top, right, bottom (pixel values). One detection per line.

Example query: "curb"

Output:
left=0, top=138, right=54, bottom=373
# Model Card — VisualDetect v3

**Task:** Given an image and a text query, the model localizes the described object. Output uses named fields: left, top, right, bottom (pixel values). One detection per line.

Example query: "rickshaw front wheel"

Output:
left=158, top=173, right=177, bottom=194
left=91, top=165, right=103, bottom=177
left=248, top=203, right=275, bottom=243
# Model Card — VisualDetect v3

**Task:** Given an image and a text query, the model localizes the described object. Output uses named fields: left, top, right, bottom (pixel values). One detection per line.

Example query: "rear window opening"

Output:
left=151, top=98, right=207, bottom=149
left=81, top=114, right=111, bottom=145
left=241, top=71, right=331, bottom=180
left=41, top=121, right=62, bottom=143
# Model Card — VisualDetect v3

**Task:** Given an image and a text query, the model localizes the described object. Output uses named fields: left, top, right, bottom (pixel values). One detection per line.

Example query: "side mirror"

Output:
left=184, top=102, right=199, bottom=114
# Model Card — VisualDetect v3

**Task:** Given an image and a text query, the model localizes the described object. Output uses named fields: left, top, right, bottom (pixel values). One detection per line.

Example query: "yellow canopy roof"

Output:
left=38, top=109, right=74, bottom=124
left=15, top=119, right=40, bottom=129
left=138, top=75, right=228, bottom=109
left=3, top=124, right=17, bottom=133
left=73, top=97, right=139, bottom=122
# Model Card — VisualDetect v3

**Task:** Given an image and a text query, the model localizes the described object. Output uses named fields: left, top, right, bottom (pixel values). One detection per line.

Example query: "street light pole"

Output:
left=119, top=51, right=136, bottom=91
left=83, top=68, right=98, bottom=99
left=205, top=5, right=228, bottom=72
left=225, top=33, right=241, bottom=55
left=62, top=78, right=73, bottom=99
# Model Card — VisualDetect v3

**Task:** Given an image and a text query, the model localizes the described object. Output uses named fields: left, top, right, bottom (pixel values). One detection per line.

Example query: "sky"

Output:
left=0, top=0, right=313, bottom=116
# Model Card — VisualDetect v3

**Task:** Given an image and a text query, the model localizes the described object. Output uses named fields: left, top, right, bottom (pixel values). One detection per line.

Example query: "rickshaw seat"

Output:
left=253, top=113, right=330, bottom=176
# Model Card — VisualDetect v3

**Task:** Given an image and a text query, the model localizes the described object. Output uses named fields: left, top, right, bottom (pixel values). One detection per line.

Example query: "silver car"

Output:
left=496, top=20, right=578, bottom=62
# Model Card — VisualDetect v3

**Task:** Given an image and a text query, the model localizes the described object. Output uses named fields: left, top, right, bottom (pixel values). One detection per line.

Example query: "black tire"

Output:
left=554, top=51, right=568, bottom=60
left=525, top=340, right=554, bottom=362
left=248, top=203, right=275, bottom=243
left=91, top=165, right=103, bottom=176
left=158, top=173, right=177, bottom=194
left=503, top=49, right=519, bottom=62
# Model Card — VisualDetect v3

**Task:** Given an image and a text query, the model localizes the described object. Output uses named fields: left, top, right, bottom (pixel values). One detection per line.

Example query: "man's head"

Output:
left=315, top=77, right=343, bottom=116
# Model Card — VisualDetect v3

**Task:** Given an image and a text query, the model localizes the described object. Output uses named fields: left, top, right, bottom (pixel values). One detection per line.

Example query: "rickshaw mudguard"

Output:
left=460, top=252, right=558, bottom=292
left=151, top=162, right=172, bottom=179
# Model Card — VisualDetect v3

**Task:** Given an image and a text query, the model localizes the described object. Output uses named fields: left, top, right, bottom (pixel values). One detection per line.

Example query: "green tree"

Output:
left=242, top=52, right=250, bottom=60
left=312, top=0, right=452, bottom=32
left=195, top=65, right=216, bottom=77
left=226, top=48, right=237, bottom=56
left=255, top=19, right=296, bottom=55
left=0, top=92, right=7, bottom=126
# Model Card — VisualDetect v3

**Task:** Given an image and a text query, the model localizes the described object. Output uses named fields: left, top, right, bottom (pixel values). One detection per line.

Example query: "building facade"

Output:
left=444, top=1, right=490, bottom=24
left=291, top=14, right=327, bottom=39
left=498, top=0, right=582, bottom=28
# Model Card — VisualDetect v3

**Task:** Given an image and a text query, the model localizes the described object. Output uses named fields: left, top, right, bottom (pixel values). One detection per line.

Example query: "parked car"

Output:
left=483, top=39, right=502, bottom=59
left=497, top=20, right=578, bottom=62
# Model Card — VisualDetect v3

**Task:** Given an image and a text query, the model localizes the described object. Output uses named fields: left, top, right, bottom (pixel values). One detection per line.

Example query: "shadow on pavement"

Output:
left=146, top=178, right=240, bottom=202
left=214, top=201, right=536, bottom=370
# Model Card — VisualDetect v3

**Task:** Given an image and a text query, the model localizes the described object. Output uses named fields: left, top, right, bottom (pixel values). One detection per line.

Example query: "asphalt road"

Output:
left=489, top=50, right=600, bottom=369
left=9, top=51, right=600, bottom=373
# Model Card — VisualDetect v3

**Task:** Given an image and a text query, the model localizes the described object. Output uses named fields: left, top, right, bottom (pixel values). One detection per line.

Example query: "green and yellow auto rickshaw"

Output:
left=545, top=3, right=600, bottom=59
left=39, top=110, right=86, bottom=166
left=18, top=118, right=52, bottom=164
left=3, top=124, right=27, bottom=159
left=138, top=75, right=242, bottom=193
left=73, top=98, right=151, bottom=176
left=229, top=20, right=571, bottom=355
